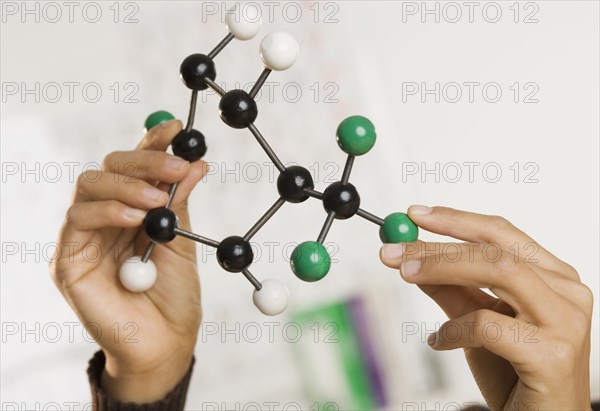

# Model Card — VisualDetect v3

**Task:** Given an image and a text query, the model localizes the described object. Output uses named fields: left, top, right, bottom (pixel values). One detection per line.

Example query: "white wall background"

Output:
left=1, top=1, right=598, bottom=409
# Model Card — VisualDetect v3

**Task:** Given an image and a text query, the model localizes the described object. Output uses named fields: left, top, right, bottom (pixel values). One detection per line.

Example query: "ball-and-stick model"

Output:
left=119, top=10, right=419, bottom=316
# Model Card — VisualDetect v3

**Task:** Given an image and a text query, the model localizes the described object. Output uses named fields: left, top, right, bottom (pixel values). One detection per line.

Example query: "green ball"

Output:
left=379, top=212, right=419, bottom=243
left=290, top=241, right=331, bottom=282
left=336, top=115, right=376, bottom=156
left=144, top=110, right=175, bottom=132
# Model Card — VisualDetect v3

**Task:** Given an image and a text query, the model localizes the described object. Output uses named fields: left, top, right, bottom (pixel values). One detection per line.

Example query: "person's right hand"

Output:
left=50, top=120, right=208, bottom=403
left=380, top=206, right=593, bottom=410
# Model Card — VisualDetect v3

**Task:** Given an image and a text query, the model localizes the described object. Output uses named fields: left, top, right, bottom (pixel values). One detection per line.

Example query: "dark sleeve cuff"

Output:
left=87, top=350, right=194, bottom=411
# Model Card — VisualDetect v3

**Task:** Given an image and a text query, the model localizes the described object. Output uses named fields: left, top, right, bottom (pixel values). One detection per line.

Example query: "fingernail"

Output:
left=381, top=244, right=404, bottom=260
left=166, top=157, right=189, bottom=171
left=144, top=188, right=167, bottom=203
left=123, top=208, right=146, bottom=221
left=409, top=205, right=433, bottom=215
left=148, top=120, right=175, bottom=140
left=427, top=333, right=437, bottom=346
left=400, top=260, right=421, bottom=278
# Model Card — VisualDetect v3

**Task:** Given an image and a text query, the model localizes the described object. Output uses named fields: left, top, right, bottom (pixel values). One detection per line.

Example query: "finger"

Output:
left=382, top=241, right=580, bottom=315
left=418, top=284, right=498, bottom=319
left=428, top=309, right=538, bottom=365
left=76, top=170, right=169, bottom=209
left=122, top=160, right=209, bottom=260
left=136, top=119, right=183, bottom=151
left=380, top=240, right=461, bottom=268
left=381, top=241, right=499, bottom=319
left=397, top=242, right=561, bottom=324
left=155, top=160, right=209, bottom=210
left=65, top=200, right=146, bottom=231
left=162, top=160, right=209, bottom=251
left=407, top=205, right=572, bottom=277
left=102, top=150, right=190, bottom=184
left=380, top=240, right=413, bottom=268
left=128, top=162, right=209, bottom=324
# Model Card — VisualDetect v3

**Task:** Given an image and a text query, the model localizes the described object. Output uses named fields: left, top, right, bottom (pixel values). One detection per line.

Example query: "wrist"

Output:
left=101, top=349, right=194, bottom=404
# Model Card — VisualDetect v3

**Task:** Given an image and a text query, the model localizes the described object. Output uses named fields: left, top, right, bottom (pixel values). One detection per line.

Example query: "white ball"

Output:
left=119, top=257, right=157, bottom=292
left=253, top=279, right=290, bottom=316
left=259, top=31, right=299, bottom=71
left=225, top=6, right=262, bottom=40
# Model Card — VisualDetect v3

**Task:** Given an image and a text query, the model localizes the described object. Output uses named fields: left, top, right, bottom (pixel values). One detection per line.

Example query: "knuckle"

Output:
left=446, top=207, right=461, bottom=220
left=76, top=169, right=101, bottom=190
left=65, top=205, right=79, bottom=224
left=568, top=307, right=591, bottom=331
left=573, top=283, right=594, bottom=311
left=445, top=207, right=467, bottom=226
left=548, top=340, right=578, bottom=368
left=489, top=215, right=513, bottom=231
left=102, top=151, right=121, bottom=171
left=151, top=150, right=167, bottom=161
left=551, top=288, right=592, bottom=333
left=403, top=241, right=421, bottom=259
left=579, top=283, right=594, bottom=305
left=49, top=267, right=58, bottom=283
left=75, top=172, right=86, bottom=188
left=145, top=151, right=168, bottom=169
left=49, top=264, right=65, bottom=291
left=492, top=253, right=519, bottom=278
left=472, top=309, right=494, bottom=325
left=562, top=262, right=580, bottom=281
left=105, top=200, right=125, bottom=215
left=49, top=270, right=63, bottom=294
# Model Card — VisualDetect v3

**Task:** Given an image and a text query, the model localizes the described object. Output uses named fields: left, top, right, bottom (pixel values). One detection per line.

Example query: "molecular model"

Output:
left=119, top=10, right=419, bottom=316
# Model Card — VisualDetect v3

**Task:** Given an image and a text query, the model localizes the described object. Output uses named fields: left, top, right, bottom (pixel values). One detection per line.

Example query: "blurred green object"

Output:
left=292, top=300, right=378, bottom=410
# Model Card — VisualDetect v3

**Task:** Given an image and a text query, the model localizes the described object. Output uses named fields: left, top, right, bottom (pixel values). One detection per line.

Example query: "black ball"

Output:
left=219, top=90, right=258, bottom=129
left=180, top=54, right=216, bottom=91
left=171, top=129, right=207, bottom=162
left=216, top=236, right=254, bottom=273
left=144, top=207, right=177, bottom=243
left=323, top=182, right=361, bottom=219
left=277, top=166, right=314, bottom=203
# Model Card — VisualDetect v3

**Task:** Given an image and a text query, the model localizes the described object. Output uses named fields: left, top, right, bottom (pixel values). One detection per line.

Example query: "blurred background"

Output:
left=1, top=1, right=598, bottom=409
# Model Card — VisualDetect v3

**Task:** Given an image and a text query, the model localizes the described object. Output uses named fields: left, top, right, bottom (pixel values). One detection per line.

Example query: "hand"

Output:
left=380, top=206, right=593, bottom=411
left=50, top=120, right=208, bottom=403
